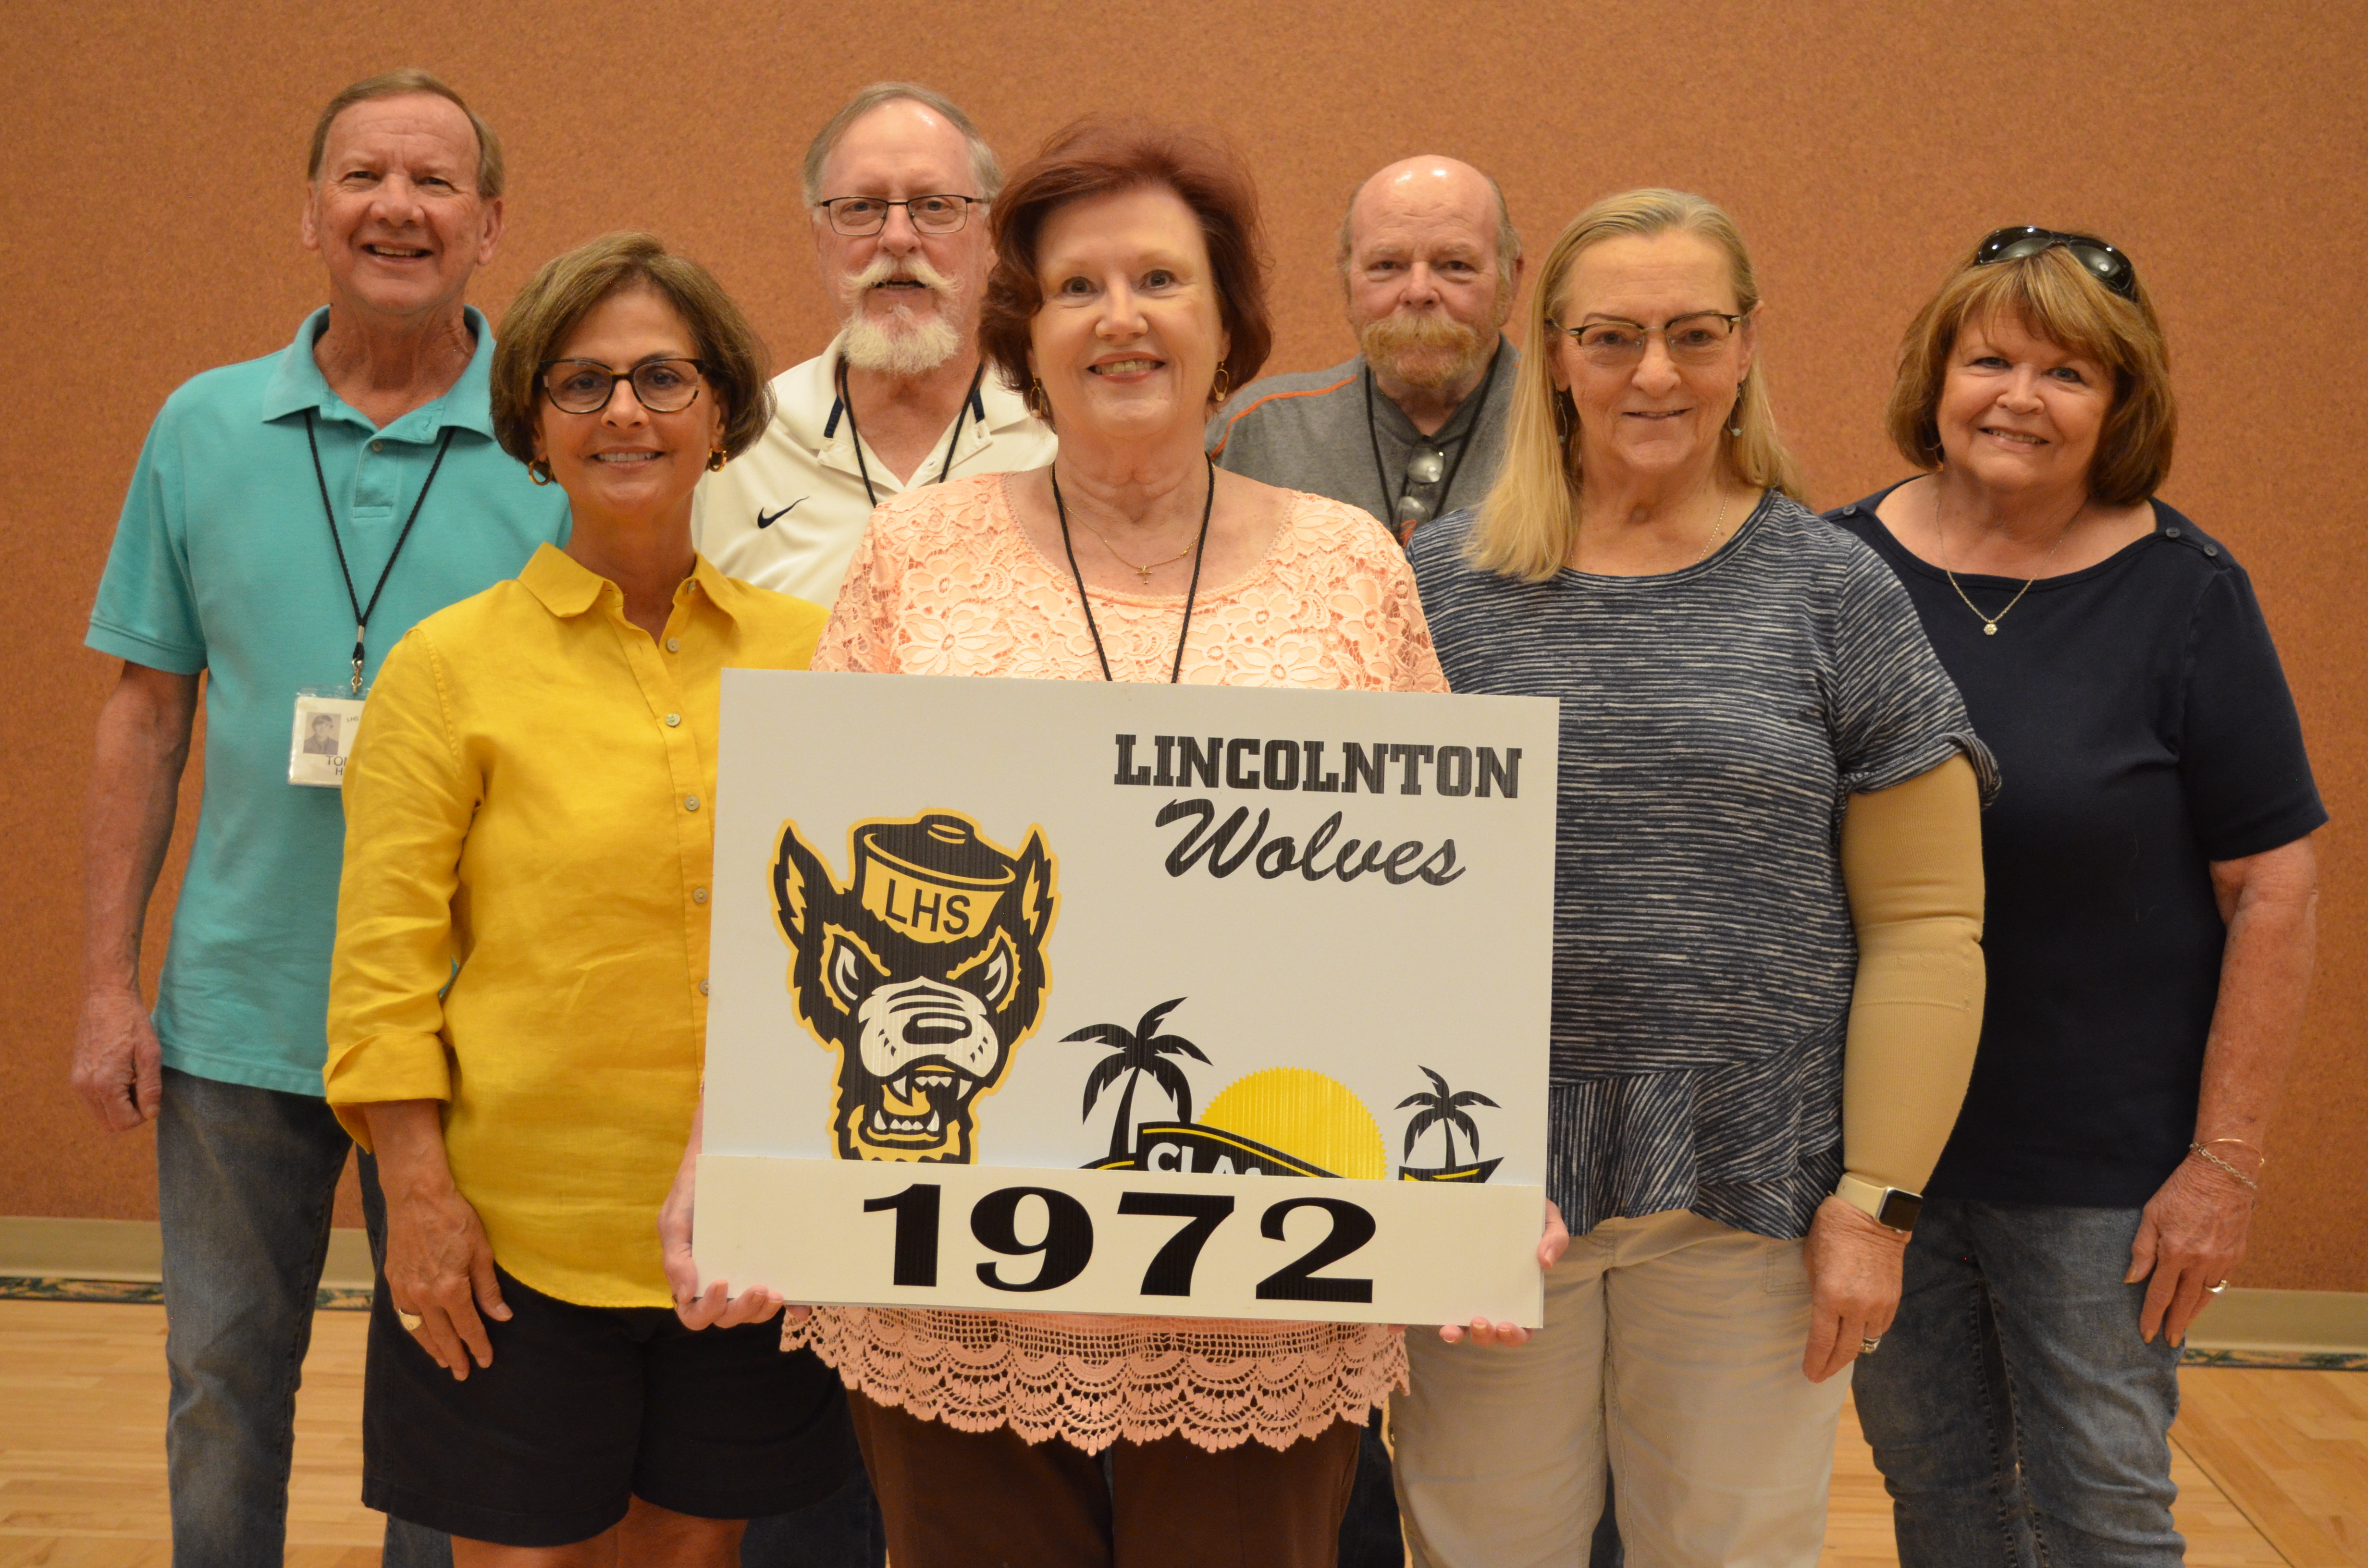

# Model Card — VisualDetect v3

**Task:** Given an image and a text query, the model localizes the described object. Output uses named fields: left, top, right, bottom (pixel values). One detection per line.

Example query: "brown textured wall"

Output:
left=4, top=2, right=2361, bottom=1281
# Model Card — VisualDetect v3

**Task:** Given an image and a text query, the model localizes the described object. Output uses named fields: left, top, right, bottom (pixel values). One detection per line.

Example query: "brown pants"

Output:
left=849, top=1392, right=1361, bottom=1568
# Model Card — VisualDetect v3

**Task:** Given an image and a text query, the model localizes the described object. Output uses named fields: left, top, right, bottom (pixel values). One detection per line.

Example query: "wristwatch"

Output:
left=1835, top=1173, right=1923, bottom=1235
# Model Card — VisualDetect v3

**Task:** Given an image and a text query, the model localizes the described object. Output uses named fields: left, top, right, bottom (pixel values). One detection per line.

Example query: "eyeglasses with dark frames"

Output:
left=539, top=358, right=707, bottom=415
left=1973, top=227, right=2138, bottom=300
left=1548, top=312, right=1749, bottom=368
left=817, top=195, right=982, bottom=237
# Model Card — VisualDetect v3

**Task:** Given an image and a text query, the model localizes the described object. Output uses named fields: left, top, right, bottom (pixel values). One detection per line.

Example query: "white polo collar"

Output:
left=780, top=330, right=1037, bottom=483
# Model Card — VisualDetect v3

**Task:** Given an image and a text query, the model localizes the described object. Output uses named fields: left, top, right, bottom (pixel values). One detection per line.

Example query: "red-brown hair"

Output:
left=1886, top=243, right=2176, bottom=506
left=978, top=117, right=1272, bottom=415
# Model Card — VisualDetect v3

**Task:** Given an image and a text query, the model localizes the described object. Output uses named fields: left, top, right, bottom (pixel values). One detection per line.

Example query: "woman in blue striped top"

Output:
left=1390, top=188, right=1994, bottom=1568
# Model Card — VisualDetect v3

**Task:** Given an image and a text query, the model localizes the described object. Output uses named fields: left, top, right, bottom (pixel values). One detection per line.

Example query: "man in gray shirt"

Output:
left=1209, top=155, right=1523, bottom=544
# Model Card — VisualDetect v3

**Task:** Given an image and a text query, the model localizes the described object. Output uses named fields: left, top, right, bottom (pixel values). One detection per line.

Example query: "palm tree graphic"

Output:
left=1069, top=998, right=1209, bottom=1162
left=1397, top=1066, right=1499, bottom=1169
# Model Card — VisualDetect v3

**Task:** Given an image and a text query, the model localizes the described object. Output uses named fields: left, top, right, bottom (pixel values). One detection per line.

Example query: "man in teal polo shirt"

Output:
left=73, top=71, right=566, bottom=1568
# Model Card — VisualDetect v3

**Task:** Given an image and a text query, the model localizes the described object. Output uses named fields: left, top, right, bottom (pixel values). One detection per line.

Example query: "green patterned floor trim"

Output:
left=0, top=1275, right=374, bottom=1311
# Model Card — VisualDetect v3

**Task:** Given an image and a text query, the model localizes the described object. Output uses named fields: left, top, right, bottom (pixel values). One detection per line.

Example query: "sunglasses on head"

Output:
left=1974, top=227, right=2138, bottom=300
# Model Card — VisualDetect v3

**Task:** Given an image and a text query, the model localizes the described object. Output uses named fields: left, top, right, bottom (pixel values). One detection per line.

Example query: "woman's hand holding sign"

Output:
left=663, top=1103, right=797, bottom=1331
left=1439, top=1200, right=1569, bottom=1347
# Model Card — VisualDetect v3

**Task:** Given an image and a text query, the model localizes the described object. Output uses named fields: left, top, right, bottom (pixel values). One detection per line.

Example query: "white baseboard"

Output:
left=0, top=1216, right=377, bottom=1292
left=2183, top=1286, right=2368, bottom=1355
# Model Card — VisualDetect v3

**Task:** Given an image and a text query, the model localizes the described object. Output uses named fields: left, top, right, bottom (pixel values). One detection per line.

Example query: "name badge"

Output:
left=289, top=690, right=366, bottom=787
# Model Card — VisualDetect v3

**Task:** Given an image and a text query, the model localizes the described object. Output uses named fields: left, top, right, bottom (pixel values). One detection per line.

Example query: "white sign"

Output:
left=699, top=672, right=1557, bottom=1326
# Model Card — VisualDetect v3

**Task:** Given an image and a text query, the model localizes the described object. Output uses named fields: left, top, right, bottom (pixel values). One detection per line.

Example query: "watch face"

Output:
left=1877, top=1190, right=1924, bottom=1232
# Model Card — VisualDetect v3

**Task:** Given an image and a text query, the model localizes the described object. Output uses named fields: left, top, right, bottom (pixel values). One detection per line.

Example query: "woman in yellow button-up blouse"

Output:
left=326, top=233, right=852, bottom=1565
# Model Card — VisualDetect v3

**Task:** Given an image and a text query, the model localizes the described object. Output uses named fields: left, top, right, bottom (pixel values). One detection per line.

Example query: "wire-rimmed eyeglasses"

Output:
left=539, top=358, right=706, bottom=415
left=817, top=195, right=982, bottom=236
left=1973, top=227, right=2138, bottom=300
left=1548, top=313, right=1748, bottom=369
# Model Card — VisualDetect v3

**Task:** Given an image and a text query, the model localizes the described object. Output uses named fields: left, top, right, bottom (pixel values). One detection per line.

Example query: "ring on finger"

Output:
left=1858, top=1336, right=1882, bottom=1355
left=2207, top=1280, right=2230, bottom=1295
left=397, top=1311, right=424, bottom=1332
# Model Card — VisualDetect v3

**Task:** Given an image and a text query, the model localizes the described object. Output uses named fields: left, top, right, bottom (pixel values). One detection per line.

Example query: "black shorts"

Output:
left=362, top=1264, right=854, bottom=1546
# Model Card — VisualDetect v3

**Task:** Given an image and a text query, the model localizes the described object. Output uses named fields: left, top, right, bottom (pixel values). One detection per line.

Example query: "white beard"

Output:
left=842, top=310, right=962, bottom=376
left=838, top=253, right=965, bottom=377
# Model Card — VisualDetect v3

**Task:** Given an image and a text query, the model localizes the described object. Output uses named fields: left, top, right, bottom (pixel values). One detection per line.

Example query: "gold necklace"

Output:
left=1694, top=486, right=1733, bottom=565
left=1076, top=515, right=1202, bottom=586
left=1935, top=484, right=2083, bottom=636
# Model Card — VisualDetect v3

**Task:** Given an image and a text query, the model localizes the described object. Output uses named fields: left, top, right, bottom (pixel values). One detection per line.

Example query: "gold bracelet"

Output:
left=2201, top=1136, right=2266, bottom=1165
left=2189, top=1142, right=2261, bottom=1192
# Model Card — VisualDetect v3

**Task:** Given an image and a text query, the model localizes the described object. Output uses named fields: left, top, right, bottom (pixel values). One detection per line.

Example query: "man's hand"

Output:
left=1802, top=1195, right=1908, bottom=1382
left=1437, top=1200, right=1570, bottom=1348
left=2129, top=1153, right=2254, bottom=1348
left=70, top=987, right=163, bottom=1132
left=75, top=662, right=197, bottom=1135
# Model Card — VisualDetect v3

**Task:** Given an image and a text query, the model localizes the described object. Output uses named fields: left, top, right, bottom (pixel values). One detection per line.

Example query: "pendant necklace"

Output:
left=1936, top=482, right=2082, bottom=636
left=1053, top=458, right=1215, bottom=684
left=1073, top=517, right=1201, bottom=585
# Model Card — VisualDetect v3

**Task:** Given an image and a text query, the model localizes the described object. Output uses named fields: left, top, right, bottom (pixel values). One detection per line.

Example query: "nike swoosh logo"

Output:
left=756, top=498, right=810, bottom=529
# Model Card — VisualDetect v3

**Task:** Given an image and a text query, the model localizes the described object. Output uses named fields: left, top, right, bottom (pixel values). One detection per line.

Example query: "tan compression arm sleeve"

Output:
left=1840, top=753, right=1986, bottom=1194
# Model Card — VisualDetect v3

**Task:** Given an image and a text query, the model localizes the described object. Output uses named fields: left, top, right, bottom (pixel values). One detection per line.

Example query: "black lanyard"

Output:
left=1363, top=342, right=1503, bottom=544
left=303, top=410, right=454, bottom=693
left=1053, top=457, right=1215, bottom=685
left=835, top=359, right=987, bottom=507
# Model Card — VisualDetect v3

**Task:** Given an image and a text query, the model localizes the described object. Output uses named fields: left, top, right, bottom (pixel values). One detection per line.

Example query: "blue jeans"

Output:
left=157, top=1067, right=880, bottom=1567
left=1337, top=1409, right=1406, bottom=1568
left=1851, top=1200, right=2184, bottom=1568
left=156, top=1066, right=450, bottom=1568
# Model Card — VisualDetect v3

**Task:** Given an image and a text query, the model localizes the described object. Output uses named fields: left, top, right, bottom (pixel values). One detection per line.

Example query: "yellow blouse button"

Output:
left=665, top=713, right=681, bottom=727
left=684, top=795, right=701, bottom=812
left=692, top=887, right=708, bottom=904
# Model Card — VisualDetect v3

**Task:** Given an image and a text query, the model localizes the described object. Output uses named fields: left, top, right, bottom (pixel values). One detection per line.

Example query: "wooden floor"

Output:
left=1, top=1299, right=2361, bottom=1567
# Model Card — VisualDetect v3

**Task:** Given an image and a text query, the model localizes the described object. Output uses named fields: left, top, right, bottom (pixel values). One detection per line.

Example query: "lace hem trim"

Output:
left=788, top=1307, right=1406, bottom=1454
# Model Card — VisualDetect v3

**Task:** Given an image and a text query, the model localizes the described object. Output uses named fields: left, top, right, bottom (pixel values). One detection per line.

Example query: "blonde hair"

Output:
left=1886, top=243, right=2174, bottom=506
left=1468, top=189, right=1801, bottom=582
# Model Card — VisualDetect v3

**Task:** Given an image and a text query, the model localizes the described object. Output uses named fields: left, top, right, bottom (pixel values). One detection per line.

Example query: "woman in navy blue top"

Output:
left=1829, top=229, right=2323, bottom=1568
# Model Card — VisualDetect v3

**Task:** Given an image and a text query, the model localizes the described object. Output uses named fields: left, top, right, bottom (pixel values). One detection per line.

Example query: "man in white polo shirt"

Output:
left=694, top=83, right=1054, bottom=606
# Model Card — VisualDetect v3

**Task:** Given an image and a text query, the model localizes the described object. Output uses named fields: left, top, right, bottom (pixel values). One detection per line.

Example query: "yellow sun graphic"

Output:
left=1199, top=1067, right=1387, bottom=1180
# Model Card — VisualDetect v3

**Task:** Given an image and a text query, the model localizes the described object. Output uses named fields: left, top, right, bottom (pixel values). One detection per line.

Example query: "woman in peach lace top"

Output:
left=799, top=119, right=1448, bottom=1568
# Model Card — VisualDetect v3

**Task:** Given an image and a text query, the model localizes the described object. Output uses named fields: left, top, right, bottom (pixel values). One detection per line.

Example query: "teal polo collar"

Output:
left=259, top=304, right=499, bottom=441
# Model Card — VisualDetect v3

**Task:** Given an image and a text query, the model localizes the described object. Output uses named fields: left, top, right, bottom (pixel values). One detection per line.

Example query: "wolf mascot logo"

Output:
left=773, top=811, right=1057, bottom=1162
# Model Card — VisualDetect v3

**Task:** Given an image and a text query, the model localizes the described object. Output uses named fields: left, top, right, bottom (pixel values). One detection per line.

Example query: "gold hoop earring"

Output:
left=1026, top=378, right=1053, bottom=425
left=1211, top=366, right=1231, bottom=402
left=706, top=449, right=727, bottom=472
left=1553, top=390, right=1576, bottom=443
left=527, top=459, right=554, bottom=486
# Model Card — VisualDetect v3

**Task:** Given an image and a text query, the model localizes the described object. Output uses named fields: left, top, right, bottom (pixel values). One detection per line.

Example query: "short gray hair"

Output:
left=801, top=82, right=1003, bottom=208
left=308, top=69, right=503, bottom=199
left=1335, top=169, right=1522, bottom=287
